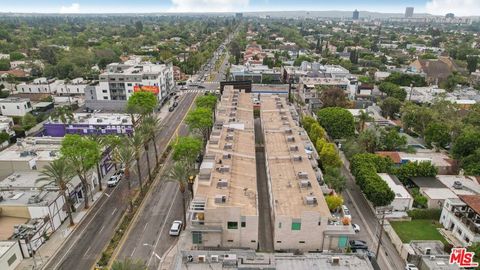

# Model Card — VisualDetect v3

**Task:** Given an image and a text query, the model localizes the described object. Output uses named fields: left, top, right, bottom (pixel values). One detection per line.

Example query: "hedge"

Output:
left=407, top=208, right=442, bottom=220
left=350, top=153, right=395, bottom=207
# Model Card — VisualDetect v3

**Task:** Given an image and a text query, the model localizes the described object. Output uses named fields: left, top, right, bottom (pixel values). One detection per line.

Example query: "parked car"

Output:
left=169, top=220, right=183, bottom=236
left=173, top=101, right=178, bottom=107
left=113, top=170, right=124, bottom=178
left=352, top=223, right=361, bottom=233
left=198, top=85, right=205, bottom=89
left=342, top=205, right=352, bottom=220
left=349, top=240, right=368, bottom=251
left=405, top=263, right=419, bottom=270
left=169, top=106, right=175, bottom=112
left=107, top=175, right=121, bottom=187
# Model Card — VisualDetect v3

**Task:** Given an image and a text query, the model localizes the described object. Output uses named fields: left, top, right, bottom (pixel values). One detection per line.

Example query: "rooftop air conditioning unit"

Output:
left=198, top=255, right=206, bottom=263
left=300, top=180, right=312, bottom=188
left=290, top=145, right=299, bottom=151
left=281, top=116, right=288, bottom=120
left=217, top=179, right=228, bottom=188
left=298, top=172, right=308, bottom=179
left=285, top=128, right=293, bottom=134
left=287, top=136, right=295, bottom=142
left=293, top=155, right=302, bottom=161
left=227, top=127, right=235, bottom=132
left=226, top=134, right=234, bottom=141
left=425, top=247, right=431, bottom=255
left=217, top=166, right=230, bottom=173
left=211, top=255, right=219, bottom=263
left=214, top=195, right=227, bottom=203
left=331, top=256, right=340, bottom=265
left=223, top=153, right=232, bottom=159
left=224, top=143, right=233, bottom=150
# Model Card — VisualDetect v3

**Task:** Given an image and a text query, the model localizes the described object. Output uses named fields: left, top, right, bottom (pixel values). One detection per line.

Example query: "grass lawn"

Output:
left=390, top=220, right=447, bottom=244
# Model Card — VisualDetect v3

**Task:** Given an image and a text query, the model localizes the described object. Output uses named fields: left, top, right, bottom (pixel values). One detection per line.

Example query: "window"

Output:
left=103, top=96, right=108, bottom=100
left=192, top=231, right=202, bottom=244
left=457, top=229, right=462, bottom=236
left=227, top=240, right=234, bottom=242
left=299, top=241, right=305, bottom=244
left=127, top=83, right=132, bottom=86
left=276, top=241, right=282, bottom=243
left=227, top=221, right=238, bottom=229
left=241, top=222, right=246, bottom=228
left=251, top=240, right=256, bottom=243
left=1, top=106, right=4, bottom=109
left=16, top=105, right=20, bottom=109
left=7, top=253, right=17, bottom=266
left=291, top=219, right=301, bottom=231
left=278, top=222, right=282, bottom=229
left=102, top=90, right=108, bottom=93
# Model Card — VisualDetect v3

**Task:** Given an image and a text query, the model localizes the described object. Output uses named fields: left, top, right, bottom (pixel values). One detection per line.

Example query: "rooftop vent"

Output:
left=217, top=165, right=230, bottom=173
left=299, top=180, right=312, bottom=188
left=293, top=155, right=303, bottom=161
left=297, top=171, right=308, bottom=179
left=305, top=196, right=318, bottom=205
left=285, top=128, right=293, bottom=134
left=223, top=153, right=232, bottom=159
left=289, top=145, right=299, bottom=151
left=226, top=134, right=234, bottom=141
left=287, top=136, right=295, bottom=142
left=224, top=143, right=233, bottom=150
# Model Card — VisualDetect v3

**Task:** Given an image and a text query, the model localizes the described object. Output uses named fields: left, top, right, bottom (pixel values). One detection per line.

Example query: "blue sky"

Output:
left=1, top=0, right=479, bottom=16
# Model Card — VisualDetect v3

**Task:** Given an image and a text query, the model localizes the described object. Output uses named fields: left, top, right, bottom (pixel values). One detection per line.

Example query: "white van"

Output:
left=169, top=220, right=183, bottom=236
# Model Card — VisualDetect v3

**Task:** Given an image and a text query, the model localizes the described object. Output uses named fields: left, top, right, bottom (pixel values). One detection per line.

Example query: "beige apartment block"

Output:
left=261, top=94, right=354, bottom=251
left=191, top=87, right=258, bottom=249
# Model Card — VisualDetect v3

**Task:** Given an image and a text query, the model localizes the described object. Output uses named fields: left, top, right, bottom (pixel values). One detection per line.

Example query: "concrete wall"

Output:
left=85, top=99, right=128, bottom=111
left=273, top=212, right=327, bottom=251
left=0, top=205, right=30, bottom=218
left=0, top=241, right=23, bottom=270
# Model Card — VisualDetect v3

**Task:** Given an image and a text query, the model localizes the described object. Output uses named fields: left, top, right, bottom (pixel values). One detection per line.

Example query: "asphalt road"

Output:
left=115, top=95, right=194, bottom=269
left=42, top=92, right=197, bottom=270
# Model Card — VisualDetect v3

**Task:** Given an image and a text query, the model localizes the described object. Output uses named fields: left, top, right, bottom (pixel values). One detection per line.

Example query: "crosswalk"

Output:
left=182, top=89, right=209, bottom=93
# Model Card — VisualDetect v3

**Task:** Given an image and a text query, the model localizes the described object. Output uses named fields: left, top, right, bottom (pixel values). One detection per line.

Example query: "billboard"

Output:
left=133, top=85, right=159, bottom=95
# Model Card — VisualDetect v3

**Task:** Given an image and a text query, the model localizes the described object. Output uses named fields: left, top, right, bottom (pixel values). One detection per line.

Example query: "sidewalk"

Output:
left=15, top=189, right=105, bottom=270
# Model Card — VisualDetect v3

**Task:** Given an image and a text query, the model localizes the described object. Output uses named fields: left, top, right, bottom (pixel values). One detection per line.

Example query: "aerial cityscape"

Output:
left=0, top=1, right=480, bottom=270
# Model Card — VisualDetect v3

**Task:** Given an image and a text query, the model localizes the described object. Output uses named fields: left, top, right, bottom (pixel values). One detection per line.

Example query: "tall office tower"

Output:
left=405, top=7, right=414, bottom=18
left=352, top=9, right=359, bottom=20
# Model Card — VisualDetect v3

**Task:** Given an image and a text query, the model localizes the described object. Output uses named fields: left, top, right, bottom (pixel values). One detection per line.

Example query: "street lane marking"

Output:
left=99, top=225, right=105, bottom=233
left=104, top=193, right=110, bottom=198
left=143, top=222, right=149, bottom=232
left=84, top=246, right=91, bottom=256
left=112, top=208, right=117, bottom=216
left=131, top=247, right=136, bottom=257
left=147, top=186, right=179, bottom=267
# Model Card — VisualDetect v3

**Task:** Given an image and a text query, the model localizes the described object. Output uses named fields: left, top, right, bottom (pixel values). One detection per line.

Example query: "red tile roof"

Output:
left=375, top=151, right=401, bottom=164
left=0, top=69, right=26, bottom=77
left=459, top=195, right=480, bottom=214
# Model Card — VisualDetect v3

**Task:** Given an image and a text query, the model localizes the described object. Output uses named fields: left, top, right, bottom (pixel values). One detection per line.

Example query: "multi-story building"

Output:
left=190, top=87, right=258, bottom=249
left=43, top=113, right=133, bottom=137
left=53, top=78, right=90, bottom=95
left=282, top=62, right=351, bottom=83
left=0, top=97, right=33, bottom=117
left=260, top=94, right=354, bottom=251
left=405, top=7, right=414, bottom=18
left=230, top=64, right=282, bottom=84
left=85, top=62, right=174, bottom=111
left=297, top=77, right=354, bottom=111
left=352, top=9, right=359, bottom=20
left=0, top=116, right=14, bottom=137
left=440, top=195, right=480, bottom=246
left=16, top=77, right=54, bottom=94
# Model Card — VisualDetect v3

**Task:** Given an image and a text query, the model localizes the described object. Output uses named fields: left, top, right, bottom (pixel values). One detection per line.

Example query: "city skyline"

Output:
left=1, top=0, right=480, bottom=16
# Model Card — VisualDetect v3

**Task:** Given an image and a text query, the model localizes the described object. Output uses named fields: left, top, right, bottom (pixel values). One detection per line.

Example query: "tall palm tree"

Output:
left=88, top=135, right=106, bottom=191
left=112, top=140, right=135, bottom=190
left=358, top=110, right=372, bottom=132
left=130, top=132, right=146, bottom=191
left=167, top=161, right=191, bottom=228
left=50, top=106, right=74, bottom=135
left=37, top=158, right=77, bottom=226
left=140, top=115, right=162, bottom=166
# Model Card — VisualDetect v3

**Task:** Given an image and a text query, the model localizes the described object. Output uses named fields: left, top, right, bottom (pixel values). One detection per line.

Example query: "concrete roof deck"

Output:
left=46, top=112, right=133, bottom=126
left=0, top=138, right=61, bottom=162
left=195, top=88, right=257, bottom=216
left=261, top=94, right=330, bottom=218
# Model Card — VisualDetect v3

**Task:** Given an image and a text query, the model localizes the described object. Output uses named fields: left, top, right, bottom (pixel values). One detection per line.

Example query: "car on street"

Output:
left=198, top=85, right=205, bottom=89
left=173, top=101, right=178, bottom=107
left=169, top=220, right=183, bottom=236
left=405, top=264, right=419, bottom=270
left=113, top=169, right=124, bottom=178
left=352, top=223, right=361, bottom=233
left=349, top=240, right=368, bottom=251
left=342, top=205, right=352, bottom=220
left=169, top=106, right=175, bottom=112
left=180, top=85, right=188, bottom=90
left=107, top=175, right=121, bottom=187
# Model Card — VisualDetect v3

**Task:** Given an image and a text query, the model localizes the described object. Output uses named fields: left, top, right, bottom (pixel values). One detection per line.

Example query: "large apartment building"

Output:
left=85, top=62, right=174, bottom=111
left=261, top=94, right=353, bottom=251
left=189, top=87, right=354, bottom=252
left=440, top=195, right=480, bottom=246
left=190, top=87, right=258, bottom=249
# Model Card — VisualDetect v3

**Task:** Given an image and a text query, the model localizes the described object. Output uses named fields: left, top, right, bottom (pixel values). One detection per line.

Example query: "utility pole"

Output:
left=375, top=206, right=393, bottom=260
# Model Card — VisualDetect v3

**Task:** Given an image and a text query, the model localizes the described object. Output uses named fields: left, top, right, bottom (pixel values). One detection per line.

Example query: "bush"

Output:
left=317, top=107, right=355, bottom=139
left=394, top=161, right=438, bottom=184
left=350, top=153, right=395, bottom=207
left=407, top=208, right=442, bottom=220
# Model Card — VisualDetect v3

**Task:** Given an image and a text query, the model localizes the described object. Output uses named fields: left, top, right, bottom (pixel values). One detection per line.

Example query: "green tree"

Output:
left=0, top=59, right=10, bottom=71
left=424, top=122, right=451, bottom=150
left=380, top=97, right=402, bottom=119
left=9, top=52, right=25, bottom=61
left=195, top=94, right=217, bottom=110
left=21, top=113, right=37, bottom=130
left=139, top=115, right=162, bottom=165
left=126, top=91, right=158, bottom=118
left=379, top=128, right=407, bottom=151
left=112, top=140, right=135, bottom=191
left=462, top=149, right=480, bottom=176
left=357, top=110, right=372, bottom=132
left=385, top=72, right=427, bottom=87
left=301, top=116, right=317, bottom=133
left=467, top=56, right=478, bottom=74
left=319, top=143, right=342, bottom=168
left=61, top=135, right=101, bottom=209
left=325, top=194, right=344, bottom=211
left=37, top=158, right=76, bottom=226
left=167, top=161, right=191, bottom=228
left=323, top=167, right=347, bottom=192
left=308, top=123, right=326, bottom=145
left=401, top=103, right=434, bottom=136
left=130, top=131, right=148, bottom=188
left=394, top=161, right=438, bottom=184
left=111, top=258, right=147, bottom=270
left=51, top=106, right=74, bottom=133
left=0, top=131, right=10, bottom=144
left=317, top=107, right=355, bottom=139
left=451, top=127, right=480, bottom=159
left=172, top=136, right=202, bottom=170
left=379, top=82, right=407, bottom=101
left=358, top=129, right=379, bottom=153
left=185, top=107, right=213, bottom=143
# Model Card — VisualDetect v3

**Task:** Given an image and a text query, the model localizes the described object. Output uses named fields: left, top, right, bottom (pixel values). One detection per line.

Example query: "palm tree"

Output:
left=111, top=258, right=147, bottom=270
left=167, top=161, right=191, bottom=228
left=37, top=158, right=76, bottom=226
left=50, top=106, right=74, bottom=135
left=130, top=132, right=146, bottom=191
left=140, top=115, right=162, bottom=166
left=358, top=110, right=372, bottom=132
left=112, top=140, right=135, bottom=190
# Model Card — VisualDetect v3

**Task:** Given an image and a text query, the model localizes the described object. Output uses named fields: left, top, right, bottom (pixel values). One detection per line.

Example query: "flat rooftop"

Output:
left=0, top=217, right=28, bottom=240
left=103, top=62, right=169, bottom=76
left=0, top=241, right=17, bottom=256
left=261, top=94, right=330, bottom=218
left=0, top=137, right=62, bottom=162
left=194, top=87, right=257, bottom=216
left=378, top=173, right=412, bottom=199
left=46, top=112, right=133, bottom=126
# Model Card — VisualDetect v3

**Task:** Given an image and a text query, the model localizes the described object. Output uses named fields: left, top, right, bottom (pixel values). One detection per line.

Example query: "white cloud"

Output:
left=60, top=3, right=81, bottom=14
left=169, top=0, right=249, bottom=12
left=426, top=0, right=480, bottom=16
